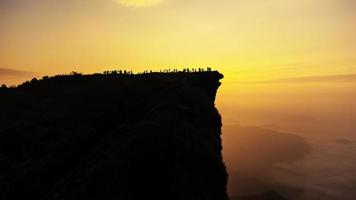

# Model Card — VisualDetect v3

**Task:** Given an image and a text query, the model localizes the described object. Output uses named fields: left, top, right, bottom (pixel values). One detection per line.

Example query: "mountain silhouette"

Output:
left=0, top=71, right=229, bottom=200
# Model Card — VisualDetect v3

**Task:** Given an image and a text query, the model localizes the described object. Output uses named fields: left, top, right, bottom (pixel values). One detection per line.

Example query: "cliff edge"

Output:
left=0, top=71, right=228, bottom=200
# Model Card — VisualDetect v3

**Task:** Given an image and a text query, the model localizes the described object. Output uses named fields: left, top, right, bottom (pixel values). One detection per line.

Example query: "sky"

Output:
left=1, top=0, right=356, bottom=84
left=1, top=1, right=356, bottom=199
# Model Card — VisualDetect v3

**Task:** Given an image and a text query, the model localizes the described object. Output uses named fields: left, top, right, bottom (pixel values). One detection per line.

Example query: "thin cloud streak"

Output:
left=0, top=68, right=37, bottom=86
left=228, top=74, right=356, bottom=84
left=0, top=68, right=33, bottom=77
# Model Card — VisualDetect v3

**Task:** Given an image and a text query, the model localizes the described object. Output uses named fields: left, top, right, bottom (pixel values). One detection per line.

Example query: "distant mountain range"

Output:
left=0, top=68, right=33, bottom=76
left=0, top=68, right=36, bottom=85
left=236, top=74, right=356, bottom=84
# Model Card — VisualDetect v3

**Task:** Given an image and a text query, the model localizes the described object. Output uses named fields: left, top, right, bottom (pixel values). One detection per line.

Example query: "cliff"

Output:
left=0, top=71, right=228, bottom=200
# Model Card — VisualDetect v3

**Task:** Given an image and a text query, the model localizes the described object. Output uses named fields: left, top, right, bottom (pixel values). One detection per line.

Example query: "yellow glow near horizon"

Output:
left=117, top=0, right=163, bottom=7
left=0, top=0, right=356, bottom=83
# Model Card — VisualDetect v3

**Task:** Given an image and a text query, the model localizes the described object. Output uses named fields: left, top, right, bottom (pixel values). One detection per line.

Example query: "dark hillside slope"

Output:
left=0, top=71, right=228, bottom=200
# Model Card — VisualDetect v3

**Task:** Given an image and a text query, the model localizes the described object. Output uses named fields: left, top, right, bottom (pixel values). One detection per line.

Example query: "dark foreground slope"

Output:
left=0, top=71, right=228, bottom=200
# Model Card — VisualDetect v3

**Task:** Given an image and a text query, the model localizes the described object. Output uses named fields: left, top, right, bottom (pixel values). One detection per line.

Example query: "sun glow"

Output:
left=117, top=0, right=163, bottom=7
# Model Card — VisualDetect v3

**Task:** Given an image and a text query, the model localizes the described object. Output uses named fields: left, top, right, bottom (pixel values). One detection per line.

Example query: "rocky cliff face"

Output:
left=0, top=72, right=228, bottom=200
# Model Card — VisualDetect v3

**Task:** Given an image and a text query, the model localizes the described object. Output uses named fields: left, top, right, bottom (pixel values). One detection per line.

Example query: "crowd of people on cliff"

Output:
left=103, top=67, right=213, bottom=75
left=0, top=68, right=215, bottom=89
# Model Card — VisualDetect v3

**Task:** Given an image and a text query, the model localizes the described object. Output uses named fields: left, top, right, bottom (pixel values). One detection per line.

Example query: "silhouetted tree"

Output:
left=30, top=78, right=38, bottom=84
left=70, top=71, right=82, bottom=76
left=1, top=84, right=7, bottom=88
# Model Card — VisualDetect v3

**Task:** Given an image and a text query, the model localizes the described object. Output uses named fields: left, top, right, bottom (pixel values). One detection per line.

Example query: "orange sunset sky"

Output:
left=1, top=1, right=356, bottom=199
left=1, top=0, right=356, bottom=84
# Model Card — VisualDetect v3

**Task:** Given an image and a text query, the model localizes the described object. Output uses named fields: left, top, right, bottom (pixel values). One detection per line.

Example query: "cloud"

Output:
left=116, top=0, right=164, bottom=7
left=0, top=68, right=35, bottom=85
left=335, top=138, right=355, bottom=145
left=0, top=68, right=33, bottom=77
left=234, top=74, right=356, bottom=84
left=223, top=124, right=312, bottom=198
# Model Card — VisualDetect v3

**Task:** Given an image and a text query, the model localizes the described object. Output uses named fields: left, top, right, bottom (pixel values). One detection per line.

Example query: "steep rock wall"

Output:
left=0, top=72, right=228, bottom=200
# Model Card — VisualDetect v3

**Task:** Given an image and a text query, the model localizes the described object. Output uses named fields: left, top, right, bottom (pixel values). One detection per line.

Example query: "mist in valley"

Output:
left=217, top=75, right=356, bottom=199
